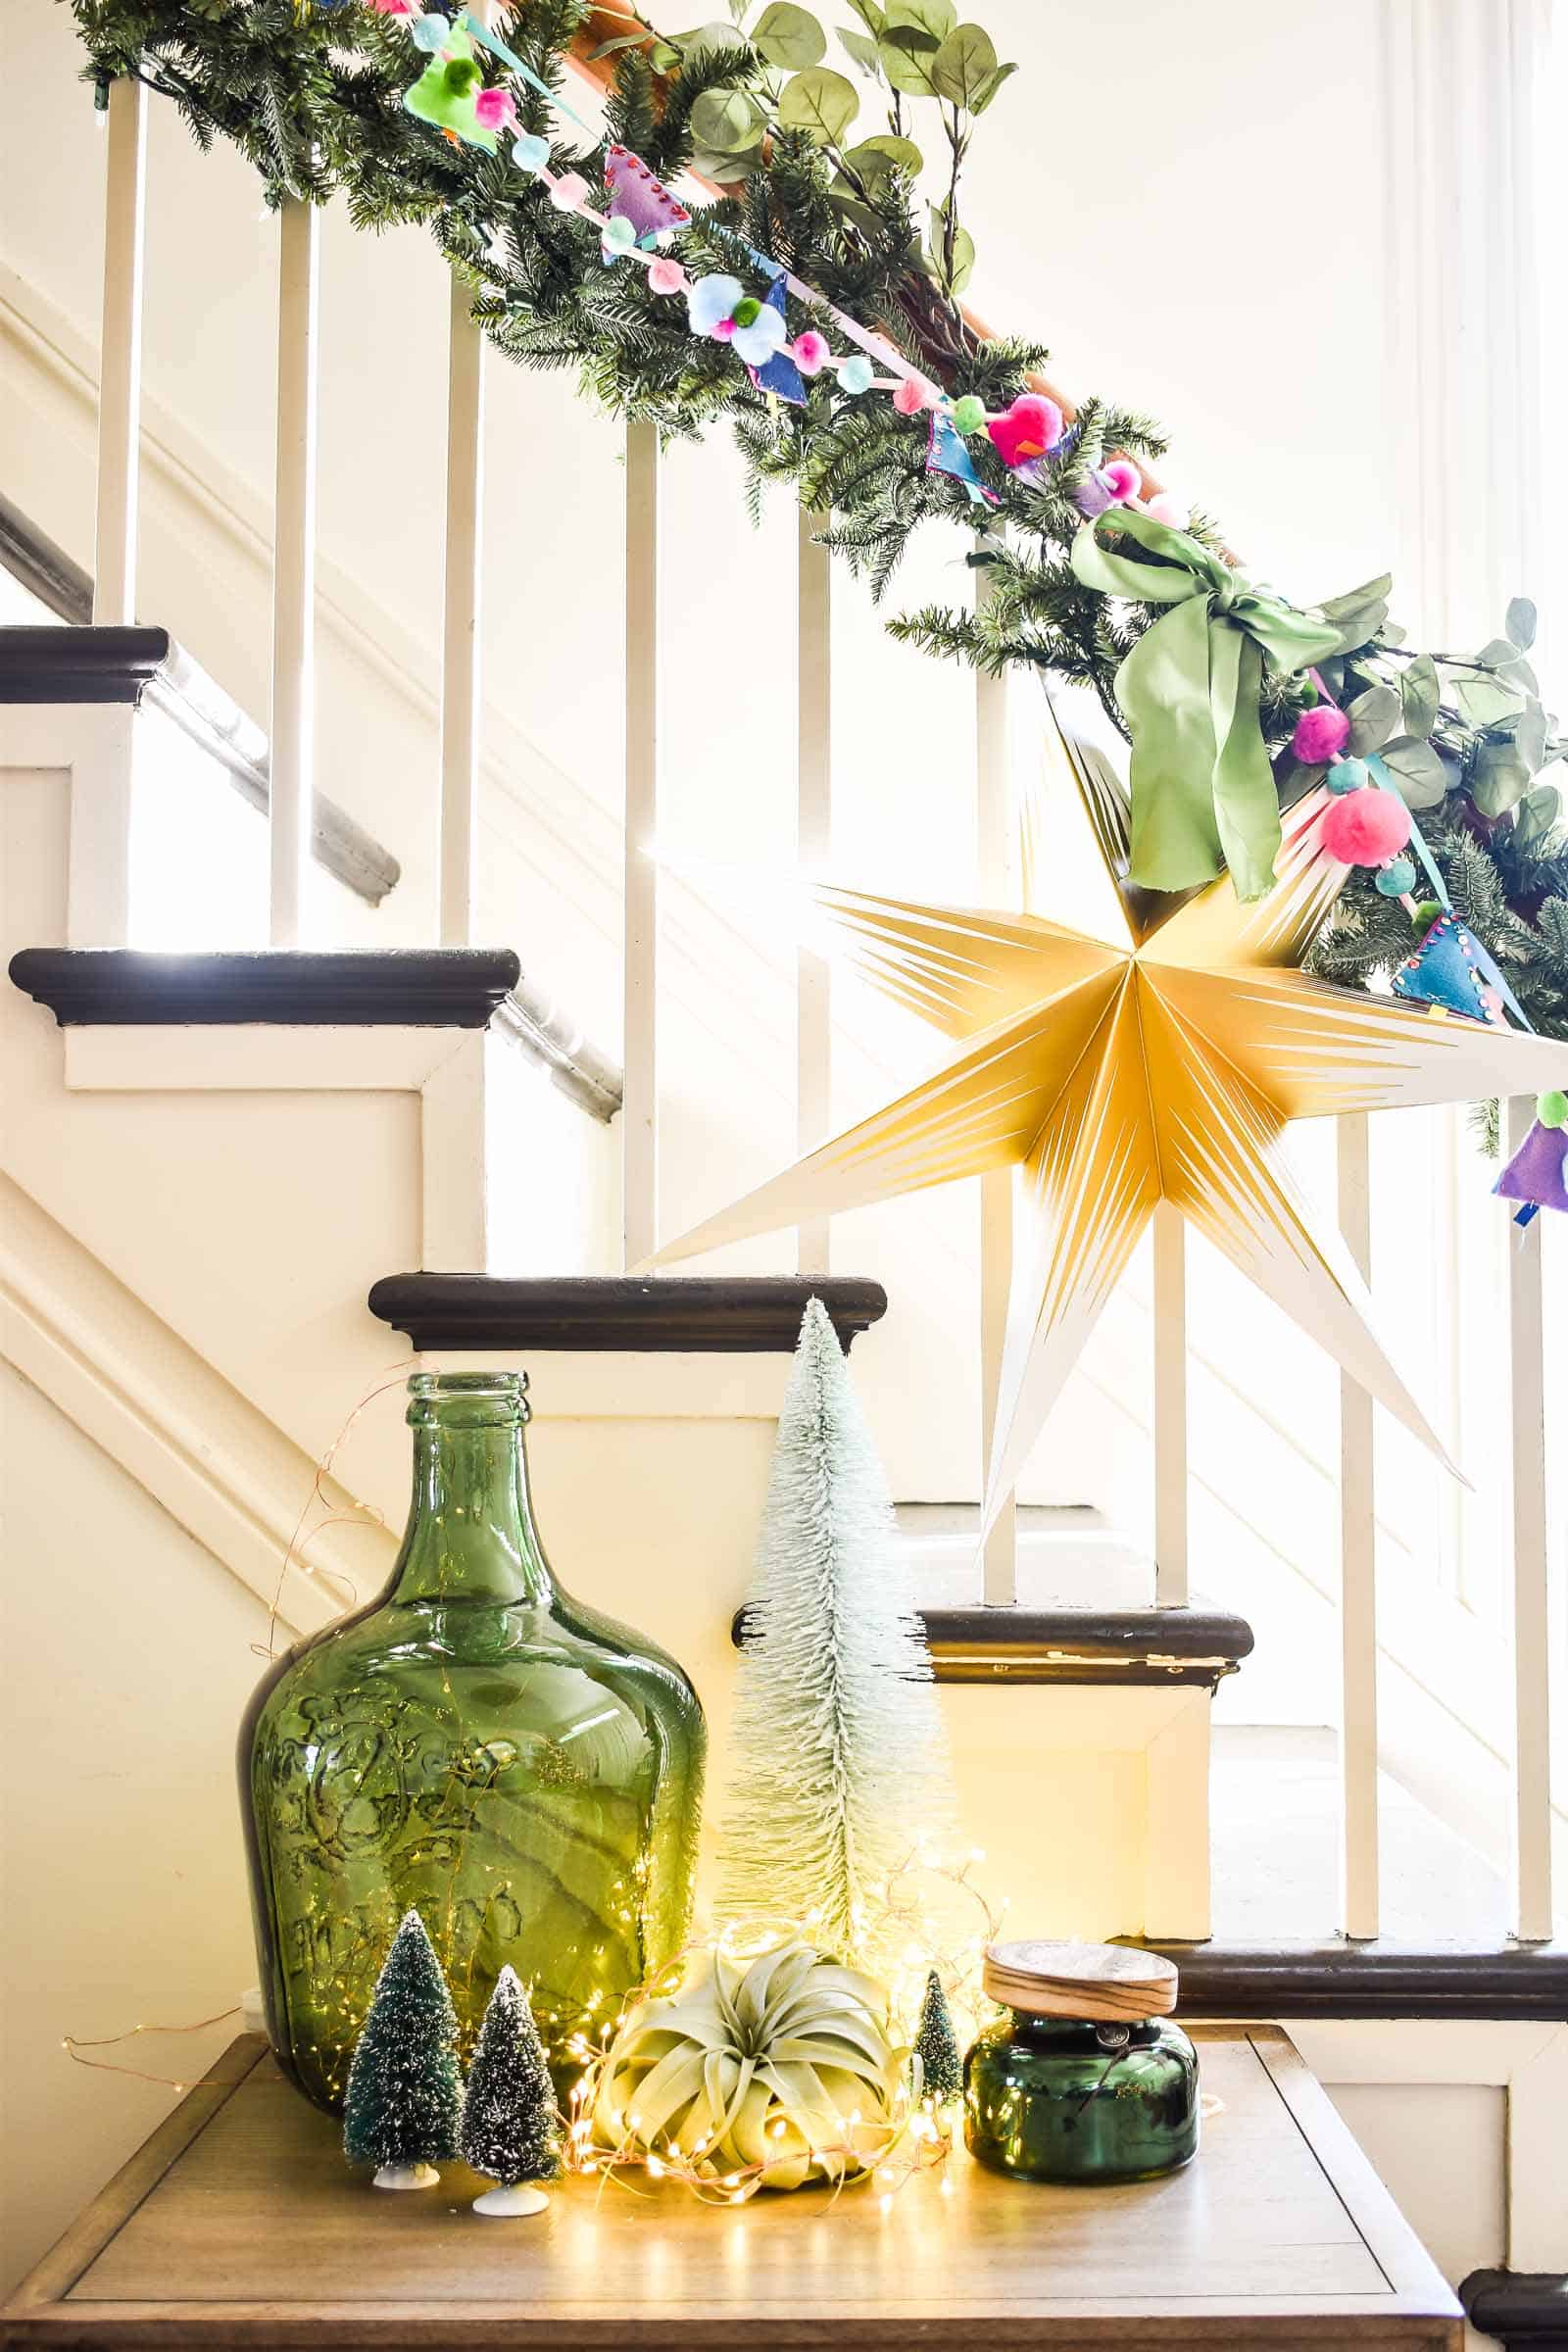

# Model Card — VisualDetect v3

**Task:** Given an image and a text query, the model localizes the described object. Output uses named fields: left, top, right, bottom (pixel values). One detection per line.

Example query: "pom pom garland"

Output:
left=732, top=304, right=788, bottom=367
left=688, top=273, right=744, bottom=336
left=792, top=330, right=829, bottom=375
left=1292, top=704, right=1351, bottom=762
left=1144, top=490, right=1188, bottom=527
left=987, top=392, right=1063, bottom=468
left=510, top=130, right=549, bottom=172
left=1100, top=458, right=1142, bottom=503
left=1320, top=785, right=1414, bottom=867
left=1329, top=755, right=1370, bottom=794
left=1539, top=1089, right=1568, bottom=1130
left=411, top=12, right=449, bottom=46
left=601, top=211, right=636, bottom=252
left=548, top=171, right=589, bottom=211
left=647, top=256, right=685, bottom=296
left=1376, top=856, right=1417, bottom=896
left=951, top=394, right=987, bottom=435
left=839, top=355, right=874, bottom=395
left=473, top=85, right=514, bottom=132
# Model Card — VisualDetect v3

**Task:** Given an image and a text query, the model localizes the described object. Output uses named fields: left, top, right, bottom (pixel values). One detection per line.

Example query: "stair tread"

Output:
left=368, top=1271, right=889, bottom=1352
left=9, top=948, right=522, bottom=1027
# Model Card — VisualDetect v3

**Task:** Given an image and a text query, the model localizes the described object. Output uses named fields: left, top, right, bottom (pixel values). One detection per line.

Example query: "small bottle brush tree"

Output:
left=718, top=1298, right=953, bottom=1962
left=342, top=1910, right=463, bottom=2190
left=460, top=1966, right=563, bottom=2218
left=911, top=1970, right=963, bottom=2108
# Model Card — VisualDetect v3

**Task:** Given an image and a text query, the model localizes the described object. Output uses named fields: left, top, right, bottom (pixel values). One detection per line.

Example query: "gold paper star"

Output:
left=655, top=694, right=1568, bottom=1515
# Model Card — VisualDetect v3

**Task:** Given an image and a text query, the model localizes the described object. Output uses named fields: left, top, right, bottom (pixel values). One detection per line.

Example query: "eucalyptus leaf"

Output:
left=649, top=39, right=682, bottom=69
left=843, top=132, right=923, bottom=184
left=930, top=21, right=996, bottom=105
left=972, top=58, right=1017, bottom=110
left=926, top=200, right=973, bottom=292
left=692, top=142, right=765, bottom=181
left=690, top=84, right=766, bottom=152
left=1514, top=783, right=1560, bottom=847
left=1453, top=670, right=1528, bottom=728
left=1346, top=684, right=1401, bottom=757
left=752, top=3, right=826, bottom=70
left=1323, top=597, right=1389, bottom=658
left=1513, top=699, right=1549, bottom=773
left=1506, top=595, right=1538, bottom=651
left=1376, top=735, right=1449, bottom=810
left=838, top=27, right=882, bottom=72
left=1399, top=653, right=1440, bottom=739
left=1472, top=739, right=1533, bottom=817
left=844, top=0, right=886, bottom=26
left=670, top=20, right=749, bottom=53
left=1320, top=573, right=1393, bottom=621
left=1476, top=636, right=1523, bottom=670
left=587, top=32, right=649, bottom=57
left=778, top=63, right=859, bottom=138
left=878, top=27, right=944, bottom=91
left=885, top=0, right=956, bottom=35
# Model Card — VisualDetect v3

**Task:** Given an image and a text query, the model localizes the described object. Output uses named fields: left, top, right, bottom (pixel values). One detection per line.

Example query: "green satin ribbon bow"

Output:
left=1069, top=509, right=1344, bottom=901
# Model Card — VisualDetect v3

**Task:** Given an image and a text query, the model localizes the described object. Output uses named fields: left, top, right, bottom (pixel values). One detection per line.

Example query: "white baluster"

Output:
left=269, top=196, right=319, bottom=947
left=439, top=276, right=485, bottom=948
left=622, top=416, right=659, bottom=1268
left=796, top=506, right=832, bottom=1276
left=1337, top=1109, right=1380, bottom=1939
left=1506, top=1093, right=1553, bottom=1941
left=93, top=75, right=146, bottom=627
left=975, top=554, right=1016, bottom=1606
left=1152, top=1203, right=1190, bottom=1610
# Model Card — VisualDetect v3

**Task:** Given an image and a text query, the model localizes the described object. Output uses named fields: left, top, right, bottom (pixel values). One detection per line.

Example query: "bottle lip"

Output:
left=406, top=1370, right=529, bottom=1425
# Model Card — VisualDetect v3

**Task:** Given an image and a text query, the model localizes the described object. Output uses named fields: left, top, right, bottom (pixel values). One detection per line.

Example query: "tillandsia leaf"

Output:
left=592, top=1941, right=905, bottom=2188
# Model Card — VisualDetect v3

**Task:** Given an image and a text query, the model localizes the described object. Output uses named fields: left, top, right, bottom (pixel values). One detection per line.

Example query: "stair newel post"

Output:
left=439, top=273, right=484, bottom=948
left=622, top=416, right=659, bottom=1269
left=93, top=74, right=146, bottom=630
left=1505, top=1093, right=1553, bottom=1942
left=796, top=506, right=832, bottom=1277
left=1336, top=1109, right=1380, bottom=1939
left=1152, top=1203, right=1191, bottom=1610
left=974, top=545, right=1016, bottom=1607
left=269, top=194, right=319, bottom=947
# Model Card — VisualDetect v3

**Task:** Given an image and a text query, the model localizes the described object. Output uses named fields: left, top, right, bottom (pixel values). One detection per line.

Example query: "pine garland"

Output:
left=65, top=0, right=1568, bottom=1028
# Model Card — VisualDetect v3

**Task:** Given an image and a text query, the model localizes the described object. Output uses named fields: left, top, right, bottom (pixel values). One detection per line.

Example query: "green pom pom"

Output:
left=951, top=395, right=986, bottom=436
left=443, top=56, right=478, bottom=92
left=1538, top=1088, right=1568, bottom=1130
left=731, top=296, right=761, bottom=328
left=1411, top=899, right=1443, bottom=930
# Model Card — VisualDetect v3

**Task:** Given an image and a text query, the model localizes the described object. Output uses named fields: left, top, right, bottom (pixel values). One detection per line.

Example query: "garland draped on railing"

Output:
left=67, top=0, right=1568, bottom=1030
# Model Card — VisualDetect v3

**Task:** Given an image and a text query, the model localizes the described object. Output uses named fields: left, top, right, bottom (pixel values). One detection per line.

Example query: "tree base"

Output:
left=372, top=2163, right=440, bottom=2191
left=472, top=2182, right=550, bottom=2218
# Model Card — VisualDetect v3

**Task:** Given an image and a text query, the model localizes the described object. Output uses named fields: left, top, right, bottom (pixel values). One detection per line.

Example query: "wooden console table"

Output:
left=3, top=2025, right=1462, bottom=2349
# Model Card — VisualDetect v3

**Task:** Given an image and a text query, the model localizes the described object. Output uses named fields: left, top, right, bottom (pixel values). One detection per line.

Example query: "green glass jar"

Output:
left=964, top=2012, right=1200, bottom=2184
left=240, top=1370, right=706, bottom=2116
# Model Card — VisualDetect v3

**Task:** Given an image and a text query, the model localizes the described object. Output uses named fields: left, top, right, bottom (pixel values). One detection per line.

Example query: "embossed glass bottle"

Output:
left=240, top=1371, right=706, bottom=2116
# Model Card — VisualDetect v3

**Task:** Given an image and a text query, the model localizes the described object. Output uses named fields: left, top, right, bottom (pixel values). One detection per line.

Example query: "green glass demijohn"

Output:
left=240, top=1371, right=706, bottom=2116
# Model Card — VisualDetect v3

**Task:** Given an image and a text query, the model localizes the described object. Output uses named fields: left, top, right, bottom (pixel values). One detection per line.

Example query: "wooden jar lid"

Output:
left=982, top=1939, right=1179, bottom=2024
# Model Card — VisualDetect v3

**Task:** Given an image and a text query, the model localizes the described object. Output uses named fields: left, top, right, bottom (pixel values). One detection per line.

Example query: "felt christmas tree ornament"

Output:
left=343, top=1910, right=463, bottom=2188
left=717, top=1299, right=953, bottom=1960
left=1392, top=909, right=1508, bottom=1025
left=1494, top=1102, right=1568, bottom=1225
left=460, top=1966, right=562, bottom=2217
left=745, top=276, right=807, bottom=403
left=604, top=142, right=689, bottom=243
left=402, top=22, right=496, bottom=149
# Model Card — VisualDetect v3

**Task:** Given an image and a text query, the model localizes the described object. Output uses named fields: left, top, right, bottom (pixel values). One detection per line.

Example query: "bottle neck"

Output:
left=389, top=1415, right=553, bottom=1607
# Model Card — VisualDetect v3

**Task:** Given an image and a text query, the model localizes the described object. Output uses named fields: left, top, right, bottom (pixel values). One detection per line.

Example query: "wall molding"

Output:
left=0, top=1169, right=384, bottom=1640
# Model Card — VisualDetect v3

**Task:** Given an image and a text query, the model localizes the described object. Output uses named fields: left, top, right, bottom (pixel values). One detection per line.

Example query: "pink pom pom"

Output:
left=368, top=0, right=413, bottom=15
left=473, top=86, right=516, bottom=132
left=648, top=257, right=685, bottom=296
left=1101, top=458, right=1141, bottom=504
left=711, top=316, right=735, bottom=341
left=987, top=392, right=1064, bottom=468
left=893, top=378, right=927, bottom=416
left=548, top=171, right=591, bottom=212
left=1145, top=491, right=1187, bottom=528
left=1320, top=786, right=1413, bottom=868
left=1292, top=703, right=1351, bottom=762
left=792, top=330, right=830, bottom=376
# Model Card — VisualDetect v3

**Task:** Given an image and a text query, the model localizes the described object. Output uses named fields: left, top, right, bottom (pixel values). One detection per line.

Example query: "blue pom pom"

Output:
left=411, top=14, right=450, bottom=50
left=839, top=354, right=874, bottom=395
left=603, top=214, right=637, bottom=251
left=510, top=130, right=550, bottom=172
left=687, top=274, right=743, bottom=336
left=732, top=307, right=788, bottom=368
left=1330, top=756, right=1369, bottom=796
left=1376, top=856, right=1416, bottom=896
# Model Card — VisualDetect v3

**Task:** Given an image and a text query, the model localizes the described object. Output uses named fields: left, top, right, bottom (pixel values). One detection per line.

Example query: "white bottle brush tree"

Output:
left=460, top=1966, right=563, bottom=2217
left=719, top=1298, right=953, bottom=1963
